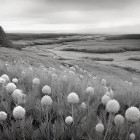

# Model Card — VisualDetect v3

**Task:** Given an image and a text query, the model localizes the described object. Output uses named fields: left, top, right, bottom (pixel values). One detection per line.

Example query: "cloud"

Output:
left=0, top=0, right=140, bottom=33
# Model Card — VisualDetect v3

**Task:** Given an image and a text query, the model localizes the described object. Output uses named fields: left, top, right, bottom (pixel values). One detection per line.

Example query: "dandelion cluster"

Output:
left=0, top=60, right=140, bottom=140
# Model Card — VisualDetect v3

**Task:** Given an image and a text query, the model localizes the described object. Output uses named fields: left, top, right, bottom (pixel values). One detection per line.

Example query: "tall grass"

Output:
left=0, top=59, right=140, bottom=140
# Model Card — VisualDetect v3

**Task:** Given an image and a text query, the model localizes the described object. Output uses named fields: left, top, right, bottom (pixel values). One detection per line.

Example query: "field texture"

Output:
left=0, top=33, right=140, bottom=140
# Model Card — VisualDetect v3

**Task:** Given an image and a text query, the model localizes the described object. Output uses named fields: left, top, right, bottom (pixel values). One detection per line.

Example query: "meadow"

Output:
left=7, top=33, right=140, bottom=71
left=0, top=59, right=140, bottom=140
left=0, top=33, right=140, bottom=140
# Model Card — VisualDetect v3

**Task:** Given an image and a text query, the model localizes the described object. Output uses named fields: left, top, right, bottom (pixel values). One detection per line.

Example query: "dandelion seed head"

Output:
left=106, top=99, right=120, bottom=113
left=0, top=77, right=6, bottom=85
left=41, top=95, right=53, bottom=107
left=6, top=83, right=17, bottom=93
left=114, top=114, right=125, bottom=125
left=32, top=78, right=40, bottom=85
left=101, top=79, right=106, bottom=86
left=67, top=92, right=79, bottom=104
left=65, top=116, right=73, bottom=124
left=70, top=67, right=76, bottom=72
left=95, top=122, right=104, bottom=133
left=11, top=89, right=23, bottom=104
left=1, top=74, right=10, bottom=82
left=130, top=133, right=135, bottom=140
left=79, top=74, right=83, bottom=79
left=0, top=111, right=7, bottom=121
left=12, top=78, right=18, bottom=84
left=42, top=85, right=51, bottom=95
left=125, top=107, right=140, bottom=122
left=81, top=102, right=86, bottom=109
left=105, top=91, right=114, bottom=98
left=86, top=87, right=94, bottom=96
left=13, top=106, right=26, bottom=119
left=101, top=95, right=111, bottom=105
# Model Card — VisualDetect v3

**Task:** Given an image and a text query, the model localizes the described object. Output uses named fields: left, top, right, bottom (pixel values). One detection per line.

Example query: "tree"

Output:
left=0, top=26, right=15, bottom=48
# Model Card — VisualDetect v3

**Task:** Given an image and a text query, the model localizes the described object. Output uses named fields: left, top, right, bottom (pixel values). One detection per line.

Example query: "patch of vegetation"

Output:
left=110, top=64, right=140, bottom=73
left=82, top=57, right=114, bottom=61
left=0, top=59, right=140, bottom=140
left=128, top=56, right=140, bottom=61
left=105, top=34, right=140, bottom=40
left=62, top=47, right=125, bottom=53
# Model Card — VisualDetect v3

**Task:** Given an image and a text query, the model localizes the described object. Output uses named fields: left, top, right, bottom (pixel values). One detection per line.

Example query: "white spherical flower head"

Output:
left=86, top=87, right=94, bottom=96
left=29, top=67, right=33, bottom=72
left=101, top=79, right=106, bottom=86
left=106, top=99, right=120, bottom=113
left=60, top=66, right=64, bottom=69
left=105, top=91, right=114, bottom=98
left=79, top=74, right=83, bottom=79
left=101, top=95, right=111, bottom=105
left=69, top=71, right=75, bottom=76
left=74, top=65, right=79, bottom=69
left=11, top=89, right=23, bottom=104
left=95, top=122, right=104, bottom=133
left=52, top=68, right=56, bottom=71
left=109, top=89, right=113, bottom=95
left=125, top=80, right=129, bottom=84
left=65, top=116, right=73, bottom=124
left=114, top=114, right=125, bottom=125
left=67, top=92, right=79, bottom=104
left=13, top=106, right=26, bottom=119
left=0, top=77, right=6, bottom=86
left=0, top=111, right=7, bottom=121
left=130, top=133, right=135, bottom=140
left=70, top=67, right=76, bottom=72
left=42, top=85, right=51, bottom=95
left=41, top=95, right=53, bottom=107
left=52, top=74, right=57, bottom=79
left=129, top=82, right=132, bottom=86
left=12, top=78, right=18, bottom=84
left=62, top=75, right=67, bottom=81
left=6, top=83, right=17, bottom=93
left=1, top=74, right=10, bottom=82
left=81, top=102, right=86, bottom=109
left=125, top=107, right=140, bottom=123
left=92, top=76, right=96, bottom=80
left=32, top=78, right=40, bottom=85
left=22, top=71, right=25, bottom=74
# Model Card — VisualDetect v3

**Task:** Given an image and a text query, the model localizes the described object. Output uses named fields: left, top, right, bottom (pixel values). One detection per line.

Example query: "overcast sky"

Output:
left=1, top=0, right=140, bottom=34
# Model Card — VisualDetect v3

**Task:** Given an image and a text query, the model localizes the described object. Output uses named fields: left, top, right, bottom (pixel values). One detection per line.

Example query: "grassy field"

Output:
left=0, top=57, right=140, bottom=140
left=6, top=33, right=140, bottom=71
left=0, top=33, right=140, bottom=139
